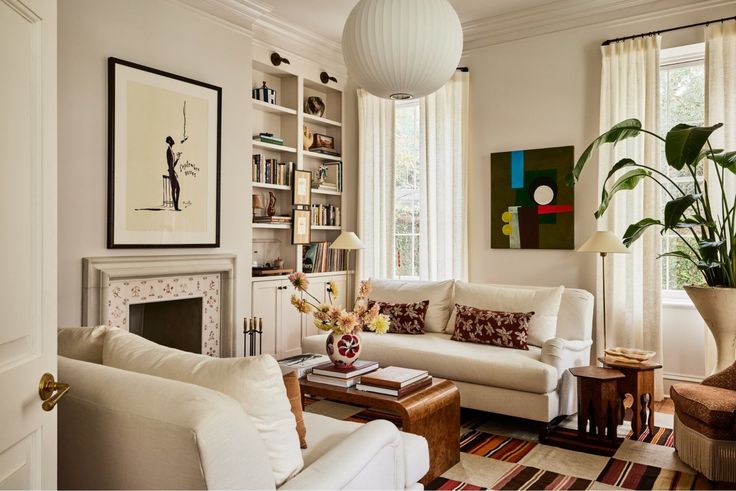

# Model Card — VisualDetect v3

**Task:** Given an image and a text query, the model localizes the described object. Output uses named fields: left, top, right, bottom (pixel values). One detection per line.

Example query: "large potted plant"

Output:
left=570, top=119, right=735, bottom=371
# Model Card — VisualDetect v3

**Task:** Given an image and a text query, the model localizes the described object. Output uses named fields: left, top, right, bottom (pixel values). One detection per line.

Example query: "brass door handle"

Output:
left=38, top=373, right=70, bottom=411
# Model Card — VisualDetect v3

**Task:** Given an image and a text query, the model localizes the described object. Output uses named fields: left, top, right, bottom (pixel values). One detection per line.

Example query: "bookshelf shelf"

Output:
left=303, top=150, right=341, bottom=160
left=253, top=182, right=290, bottom=191
left=252, top=223, right=291, bottom=229
left=253, top=140, right=297, bottom=153
left=253, top=99, right=297, bottom=115
left=303, top=113, right=342, bottom=128
left=312, top=188, right=342, bottom=196
left=312, top=225, right=342, bottom=231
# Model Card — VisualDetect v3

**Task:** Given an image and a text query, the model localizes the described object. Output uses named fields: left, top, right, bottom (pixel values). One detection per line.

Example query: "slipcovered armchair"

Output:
left=670, top=362, right=736, bottom=482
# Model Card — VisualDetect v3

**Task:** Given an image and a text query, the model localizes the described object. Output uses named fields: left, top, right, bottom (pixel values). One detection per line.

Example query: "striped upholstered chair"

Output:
left=670, top=362, right=736, bottom=482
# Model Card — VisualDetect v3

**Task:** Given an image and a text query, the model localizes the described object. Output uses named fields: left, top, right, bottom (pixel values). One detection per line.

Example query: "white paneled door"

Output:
left=0, top=0, right=57, bottom=489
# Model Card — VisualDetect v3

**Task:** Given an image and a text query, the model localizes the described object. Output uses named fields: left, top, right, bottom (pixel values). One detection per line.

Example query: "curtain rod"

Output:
left=601, top=15, right=736, bottom=46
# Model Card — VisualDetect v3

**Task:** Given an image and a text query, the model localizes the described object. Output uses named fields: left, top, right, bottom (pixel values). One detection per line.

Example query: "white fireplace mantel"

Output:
left=82, top=254, right=237, bottom=356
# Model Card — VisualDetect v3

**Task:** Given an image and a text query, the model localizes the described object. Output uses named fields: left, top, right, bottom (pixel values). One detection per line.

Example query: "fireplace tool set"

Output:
left=243, top=317, right=263, bottom=356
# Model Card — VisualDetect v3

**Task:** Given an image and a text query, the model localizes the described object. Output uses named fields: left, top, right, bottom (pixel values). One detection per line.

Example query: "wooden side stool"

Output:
left=569, top=366, right=625, bottom=444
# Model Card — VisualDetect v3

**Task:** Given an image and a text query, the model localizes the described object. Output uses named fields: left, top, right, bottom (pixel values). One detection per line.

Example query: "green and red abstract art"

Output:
left=490, top=146, right=574, bottom=250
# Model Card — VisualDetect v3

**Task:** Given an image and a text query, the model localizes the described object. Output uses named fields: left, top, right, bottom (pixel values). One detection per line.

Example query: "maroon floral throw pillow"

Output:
left=367, top=300, right=429, bottom=334
left=451, top=304, right=534, bottom=350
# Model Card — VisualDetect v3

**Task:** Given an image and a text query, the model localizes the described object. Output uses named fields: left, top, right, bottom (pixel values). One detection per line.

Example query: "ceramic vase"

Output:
left=325, top=332, right=362, bottom=368
left=685, top=286, right=736, bottom=373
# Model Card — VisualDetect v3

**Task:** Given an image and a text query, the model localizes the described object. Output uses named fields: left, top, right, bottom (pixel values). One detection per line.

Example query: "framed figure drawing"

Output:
left=292, top=209, right=311, bottom=245
left=107, top=57, right=222, bottom=248
left=292, top=169, right=312, bottom=206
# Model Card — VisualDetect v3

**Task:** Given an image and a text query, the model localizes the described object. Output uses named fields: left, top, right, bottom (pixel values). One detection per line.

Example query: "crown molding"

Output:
left=252, top=14, right=347, bottom=76
left=172, top=0, right=271, bottom=36
left=462, top=0, right=736, bottom=52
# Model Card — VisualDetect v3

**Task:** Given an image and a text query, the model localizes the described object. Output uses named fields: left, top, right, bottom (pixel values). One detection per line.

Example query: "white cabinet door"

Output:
left=300, top=277, right=327, bottom=338
left=328, top=275, right=349, bottom=310
left=251, top=282, right=279, bottom=355
left=0, top=0, right=57, bottom=488
left=278, top=280, right=303, bottom=358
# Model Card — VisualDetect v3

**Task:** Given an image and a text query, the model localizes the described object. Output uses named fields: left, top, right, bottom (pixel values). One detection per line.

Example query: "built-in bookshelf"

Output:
left=250, top=55, right=345, bottom=278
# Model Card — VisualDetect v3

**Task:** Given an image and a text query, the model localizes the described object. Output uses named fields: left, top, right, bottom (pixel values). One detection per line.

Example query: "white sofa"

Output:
left=303, top=280, right=594, bottom=425
left=57, top=327, right=429, bottom=490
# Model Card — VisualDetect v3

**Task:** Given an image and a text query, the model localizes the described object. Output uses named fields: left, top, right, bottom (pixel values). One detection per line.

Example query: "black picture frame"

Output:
left=107, top=57, right=222, bottom=248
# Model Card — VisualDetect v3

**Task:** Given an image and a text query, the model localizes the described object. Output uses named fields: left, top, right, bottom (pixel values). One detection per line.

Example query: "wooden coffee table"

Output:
left=300, top=377, right=460, bottom=485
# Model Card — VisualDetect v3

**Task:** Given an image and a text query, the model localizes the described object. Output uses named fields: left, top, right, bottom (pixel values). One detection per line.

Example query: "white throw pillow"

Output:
left=445, top=282, right=564, bottom=347
left=102, top=328, right=302, bottom=486
left=369, top=279, right=455, bottom=333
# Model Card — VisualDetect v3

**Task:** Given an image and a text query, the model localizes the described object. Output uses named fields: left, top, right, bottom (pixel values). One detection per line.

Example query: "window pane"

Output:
left=659, top=55, right=705, bottom=291
left=394, top=100, right=421, bottom=279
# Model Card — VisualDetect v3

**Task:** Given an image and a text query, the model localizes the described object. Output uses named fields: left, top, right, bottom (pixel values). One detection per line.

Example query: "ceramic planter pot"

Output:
left=685, top=286, right=736, bottom=373
left=325, top=332, right=361, bottom=368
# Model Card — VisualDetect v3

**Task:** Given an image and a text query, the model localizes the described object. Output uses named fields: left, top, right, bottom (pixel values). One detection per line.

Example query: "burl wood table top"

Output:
left=299, top=377, right=458, bottom=418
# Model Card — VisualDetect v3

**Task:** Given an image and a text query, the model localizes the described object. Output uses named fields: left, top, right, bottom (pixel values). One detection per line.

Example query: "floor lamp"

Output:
left=578, top=230, right=630, bottom=351
left=329, top=232, right=365, bottom=307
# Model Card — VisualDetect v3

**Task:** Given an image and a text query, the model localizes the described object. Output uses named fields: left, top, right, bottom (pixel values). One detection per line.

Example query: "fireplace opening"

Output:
left=129, top=297, right=203, bottom=354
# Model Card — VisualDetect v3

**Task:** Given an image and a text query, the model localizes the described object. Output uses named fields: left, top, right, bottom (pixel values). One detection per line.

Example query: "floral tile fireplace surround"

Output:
left=82, top=254, right=237, bottom=357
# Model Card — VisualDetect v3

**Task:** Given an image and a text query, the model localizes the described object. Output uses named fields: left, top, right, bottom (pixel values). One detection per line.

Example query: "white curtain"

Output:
left=704, top=20, right=736, bottom=373
left=418, top=71, right=470, bottom=281
left=599, top=36, right=664, bottom=399
left=357, top=89, right=396, bottom=281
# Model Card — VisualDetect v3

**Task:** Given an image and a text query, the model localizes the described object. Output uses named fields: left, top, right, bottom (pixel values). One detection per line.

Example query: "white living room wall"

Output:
left=461, top=2, right=735, bottom=381
left=58, top=0, right=253, bottom=341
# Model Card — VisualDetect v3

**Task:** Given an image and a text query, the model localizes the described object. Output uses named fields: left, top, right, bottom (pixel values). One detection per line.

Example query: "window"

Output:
left=659, top=44, right=706, bottom=293
left=394, top=100, right=421, bottom=279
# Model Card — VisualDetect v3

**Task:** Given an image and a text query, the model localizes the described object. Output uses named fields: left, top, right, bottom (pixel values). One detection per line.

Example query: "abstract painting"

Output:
left=108, top=58, right=221, bottom=248
left=490, top=146, right=574, bottom=249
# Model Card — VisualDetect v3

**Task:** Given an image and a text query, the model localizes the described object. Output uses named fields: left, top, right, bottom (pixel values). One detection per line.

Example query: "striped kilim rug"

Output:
left=304, top=397, right=729, bottom=490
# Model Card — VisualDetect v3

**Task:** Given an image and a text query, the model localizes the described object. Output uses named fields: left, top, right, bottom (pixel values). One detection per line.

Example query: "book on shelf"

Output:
left=278, top=353, right=330, bottom=378
left=355, top=376, right=433, bottom=397
left=309, top=147, right=341, bottom=157
left=359, top=366, right=429, bottom=389
left=310, top=204, right=341, bottom=227
left=252, top=155, right=295, bottom=187
left=306, top=373, right=363, bottom=388
left=255, top=133, right=284, bottom=145
left=310, top=360, right=379, bottom=379
left=302, top=241, right=345, bottom=273
left=253, top=215, right=292, bottom=223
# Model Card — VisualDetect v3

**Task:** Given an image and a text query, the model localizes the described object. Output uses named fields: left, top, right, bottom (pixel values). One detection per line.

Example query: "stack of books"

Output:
left=306, top=360, right=379, bottom=388
left=278, top=353, right=330, bottom=378
left=255, top=133, right=284, bottom=145
left=311, top=204, right=341, bottom=227
left=356, top=366, right=432, bottom=397
left=253, top=215, right=292, bottom=224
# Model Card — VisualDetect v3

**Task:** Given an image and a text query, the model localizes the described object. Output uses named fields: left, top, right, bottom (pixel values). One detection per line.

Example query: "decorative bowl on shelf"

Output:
left=604, top=347, right=656, bottom=365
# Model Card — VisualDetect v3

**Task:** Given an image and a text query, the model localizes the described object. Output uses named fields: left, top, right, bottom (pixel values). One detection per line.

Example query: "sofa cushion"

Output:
left=302, top=412, right=428, bottom=487
left=58, top=325, right=108, bottom=364
left=369, top=279, right=454, bottom=333
left=670, top=383, right=736, bottom=429
left=302, top=332, right=557, bottom=394
left=103, top=328, right=303, bottom=486
left=451, top=304, right=532, bottom=350
left=446, top=282, right=564, bottom=347
left=368, top=300, right=429, bottom=334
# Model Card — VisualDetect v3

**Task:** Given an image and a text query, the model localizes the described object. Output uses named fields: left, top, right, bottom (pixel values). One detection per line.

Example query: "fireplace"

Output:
left=82, top=255, right=236, bottom=357
left=129, top=297, right=203, bottom=354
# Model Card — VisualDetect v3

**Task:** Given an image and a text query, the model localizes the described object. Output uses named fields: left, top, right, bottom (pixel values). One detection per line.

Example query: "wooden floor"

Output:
left=654, top=398, right=674, bottom=414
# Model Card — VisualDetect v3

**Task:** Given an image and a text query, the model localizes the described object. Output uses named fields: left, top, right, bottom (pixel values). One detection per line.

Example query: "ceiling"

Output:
left=264, top=0, right=560, bottom=43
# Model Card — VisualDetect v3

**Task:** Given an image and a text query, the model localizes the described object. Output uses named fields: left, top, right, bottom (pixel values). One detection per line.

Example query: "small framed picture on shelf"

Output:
left=292, top=209, right=311, bottom=245
left=292, top=169, right=312, bottom=206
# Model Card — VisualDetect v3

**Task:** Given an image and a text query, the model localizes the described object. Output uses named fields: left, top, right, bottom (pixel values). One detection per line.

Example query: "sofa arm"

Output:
left=281, top=419, right=406, bottom=490
left=541, top=338, right=592, bottom=416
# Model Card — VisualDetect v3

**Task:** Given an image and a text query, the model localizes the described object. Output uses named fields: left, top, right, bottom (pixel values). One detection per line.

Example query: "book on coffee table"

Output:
left=311, top=360, right=379, bottom=379
left=356, top=376, right=433, bottom=397
left=359, top=366, right=429, bottom=389
left=306, top=373, right=361, bottom=388
left=278, top=353, right=330, bottom=378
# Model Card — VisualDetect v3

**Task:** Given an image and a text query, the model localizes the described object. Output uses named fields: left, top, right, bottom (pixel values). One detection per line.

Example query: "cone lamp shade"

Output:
left=330, top=232, right=365, bottom=250
left=341, top=0, right=463, bottom=100
left=578, top=231, right=630, bottom=254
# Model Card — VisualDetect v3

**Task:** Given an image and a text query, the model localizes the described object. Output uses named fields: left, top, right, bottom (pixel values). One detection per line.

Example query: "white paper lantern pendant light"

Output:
left=342, top=0, right=464, bottom=100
